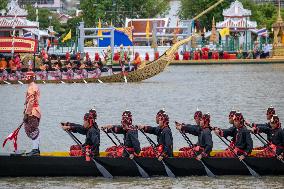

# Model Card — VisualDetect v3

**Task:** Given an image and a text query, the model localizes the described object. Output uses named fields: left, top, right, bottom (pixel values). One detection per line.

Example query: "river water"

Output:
left=0, top=64, right=284, bottom=188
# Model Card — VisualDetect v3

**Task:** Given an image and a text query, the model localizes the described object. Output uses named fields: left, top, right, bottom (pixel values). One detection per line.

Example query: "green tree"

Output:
left=80, top=0, right=170, bottom=27
left=179, top=0, right=282, bottom=31
left=0, top=0, right=8, bottom=10
left=25, top=5, right=64, bottom=33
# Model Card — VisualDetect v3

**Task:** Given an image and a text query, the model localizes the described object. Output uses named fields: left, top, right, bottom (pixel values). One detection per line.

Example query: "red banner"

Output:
left=0, top=37, right=38, bottom=53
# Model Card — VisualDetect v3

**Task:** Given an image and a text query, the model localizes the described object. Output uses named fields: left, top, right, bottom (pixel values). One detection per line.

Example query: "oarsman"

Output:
left=102, top=110, right=141, bottom=159
left=126, top=46, right=132, bottom=71
left=214, top=112, right=253, bottom=160
left=176, top=113, right=213, bottom=160
left=214, top=110, right=237, bottom=157
left=61, top=109, right=100, bottom=157
left=38, top=64, right=48, bottom=80
left=119, top=44, right=126, bottom=72
left=133, top=52, right=142, bottom=70
left=63, top=63, right=74, bottom=80
left=138, top=109, right=165, bottom=157
left=138, top=111, right=173, bottom=160
left=23, top=71, right=41, bottom=156
left=175, top=110, right=202, bottom=153
left=250, top=115, right=284, bottom=159
left=105, top=46, right=113, bottom=75
left=0, top=67, right=8, bottom=80
left=65, top=51, right=71, bottom=62
left=245, top=106, right=275, bottom=147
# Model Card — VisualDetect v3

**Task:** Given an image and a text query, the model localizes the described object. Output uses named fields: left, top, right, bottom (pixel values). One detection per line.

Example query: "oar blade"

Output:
left=242, top=160, right=260, bottom=177
left=124, top=76, right=127, bottom=83
left=162, top=161, right=175, bottom=178
left=92, top=159, right=113, bottom=179
left=201, top=161, right=216, bottom=178
left=133, top=160, right=149, bottom=178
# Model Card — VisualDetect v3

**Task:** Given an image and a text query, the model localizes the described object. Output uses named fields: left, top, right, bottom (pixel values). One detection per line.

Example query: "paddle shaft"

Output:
left=102, top=129, right=118, bottom=146
left=108, top=129, right=150, bottom=178
left=138, top=128, right=175, bottom=178
left=178, top=130, right=216, bottom=177
left=215, top=133, right=260, bottom=177
left=65, top=130, right=113, bottom=179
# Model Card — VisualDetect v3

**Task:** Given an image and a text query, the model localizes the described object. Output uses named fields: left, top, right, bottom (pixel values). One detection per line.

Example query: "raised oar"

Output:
left=246, top=124, right=284, bottom=164
left=138, top=128, right=175, bottom=178
left=178, top=130, right=216, bottom=177
left=215, top=133, right=260, bottom=177
left=102, top=129, right=117, bottom=146
left=65, top=130, right=113, bottom=179
left=108, top=129, right=149, bottom=178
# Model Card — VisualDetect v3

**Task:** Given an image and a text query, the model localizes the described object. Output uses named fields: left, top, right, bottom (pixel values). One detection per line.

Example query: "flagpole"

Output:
left=131, top=19, right=134, bottom=61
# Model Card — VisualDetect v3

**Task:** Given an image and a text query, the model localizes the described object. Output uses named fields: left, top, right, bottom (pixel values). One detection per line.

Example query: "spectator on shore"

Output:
left=263, top=43, right=270, bottom=58
left=246, top=50, right=254, bottom=59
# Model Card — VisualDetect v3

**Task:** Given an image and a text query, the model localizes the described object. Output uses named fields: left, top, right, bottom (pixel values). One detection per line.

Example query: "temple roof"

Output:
left=223, top=0, right=251, bottom=17
left=0, top=0, right=38, bottom=29
left=0, top=17, right=38, bottom=28
left=6, top=0, right=28, bottom=17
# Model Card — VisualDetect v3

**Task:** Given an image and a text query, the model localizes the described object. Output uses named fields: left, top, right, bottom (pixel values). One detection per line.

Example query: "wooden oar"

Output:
left=215, top=133, right=260, bottom=177
left=246, top=124, right=284, bottom=164
left=3, top=80, right=11, bottom=85
left=138, top=128, right=175, bottom=178
left=102, top=129, right=117, bottom=146
left=178, top=130, right=216, bottom=177
left=108, top=129, right=149, bottom=178
left=18, top=80, right=23, bottom=85
left=65, top=130, right=113, bottom=179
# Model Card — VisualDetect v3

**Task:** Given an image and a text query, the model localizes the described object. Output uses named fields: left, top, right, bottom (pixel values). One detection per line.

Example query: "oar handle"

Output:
left=109, top=129, right=133, bottom=156
left=102, top=129, right=118, bottom=146
left=137, top=128, right=159, bottom=156
left=246, top=123, right=270, bottom=144
left=214, top=133, right=239, bottom=158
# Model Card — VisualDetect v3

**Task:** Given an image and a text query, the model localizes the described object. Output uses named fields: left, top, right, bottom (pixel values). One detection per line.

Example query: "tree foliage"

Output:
left=25, top=4, right=64, bottom=33
left=179, top=0, right=283, bottom=31
left=80, top=0, right=170, bottom=27
left=0, top=0, right=8, bottom=10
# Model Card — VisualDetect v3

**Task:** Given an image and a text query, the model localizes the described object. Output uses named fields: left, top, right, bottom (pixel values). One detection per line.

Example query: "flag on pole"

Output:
left=98, top=18, right=102, bottom=37
left=62, top=29, right=71, bottom=42
left=219, top=27, right=230, bottom=38
left=145, top=19, right=150, bottom=39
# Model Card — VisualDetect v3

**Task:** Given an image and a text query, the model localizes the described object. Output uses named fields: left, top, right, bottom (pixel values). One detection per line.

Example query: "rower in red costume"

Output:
left=251, top=115, right=284, bottom=159
left=65, top=51, right=70, bottom=62
left=214, top=112, right=253, bottom=160
left=213, top=110, right=237, bottom=157
left=176, top=113, right=213, bottom=160
left=245, top=106, right=276, bottom=150
left=102, top=111, right=141, bottom=158
left=138, top=110, right=173, bottom=159
left=175, top=110, right=202, bottom=154
left=23, top=71, right=41, bottom=156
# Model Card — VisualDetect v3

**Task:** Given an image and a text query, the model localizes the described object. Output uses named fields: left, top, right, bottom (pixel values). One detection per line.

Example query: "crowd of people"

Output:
left=60, top=106, right=284, bottom=162
left=0, top=45, right=145, bottom=81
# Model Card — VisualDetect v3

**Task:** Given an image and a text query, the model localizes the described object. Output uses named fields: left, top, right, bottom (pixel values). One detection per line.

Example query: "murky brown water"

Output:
left=1, top=64, right=284, bottom=188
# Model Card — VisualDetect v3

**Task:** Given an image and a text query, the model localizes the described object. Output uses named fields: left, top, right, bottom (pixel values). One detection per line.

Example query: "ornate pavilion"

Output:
left=216, top=0, right=257, bottom=50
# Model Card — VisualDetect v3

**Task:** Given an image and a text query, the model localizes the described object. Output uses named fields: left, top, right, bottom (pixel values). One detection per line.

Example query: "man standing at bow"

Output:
left=23, top=71, right=41, bottom=156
